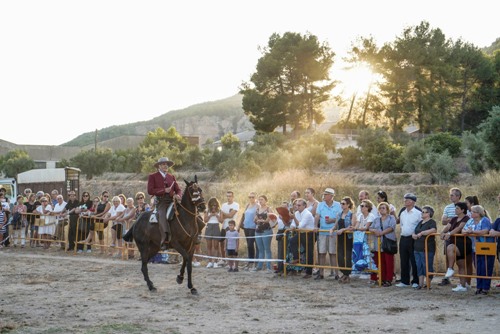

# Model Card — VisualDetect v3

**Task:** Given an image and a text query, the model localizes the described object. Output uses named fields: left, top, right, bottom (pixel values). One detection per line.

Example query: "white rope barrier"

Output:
left=203, top=232, right=286, bottom=240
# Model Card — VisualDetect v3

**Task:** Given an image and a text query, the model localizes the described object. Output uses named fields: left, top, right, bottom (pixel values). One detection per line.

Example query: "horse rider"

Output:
left=147, top=157, right=182, bottom=245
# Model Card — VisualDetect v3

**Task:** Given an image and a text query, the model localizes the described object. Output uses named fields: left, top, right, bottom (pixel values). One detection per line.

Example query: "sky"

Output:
left=0, top=0, right=498, bottom=146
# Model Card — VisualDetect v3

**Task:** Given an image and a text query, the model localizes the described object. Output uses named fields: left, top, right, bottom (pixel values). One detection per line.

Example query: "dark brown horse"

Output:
left=123, top=177, right=205, bottom=294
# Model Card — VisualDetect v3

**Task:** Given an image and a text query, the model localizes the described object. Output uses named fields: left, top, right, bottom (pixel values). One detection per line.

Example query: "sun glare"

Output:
left=339, top=63, right=376, bottom=97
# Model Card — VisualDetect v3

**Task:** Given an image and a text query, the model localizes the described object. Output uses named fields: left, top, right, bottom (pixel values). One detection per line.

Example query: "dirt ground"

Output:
left=1, top=247, right=499, bottom=334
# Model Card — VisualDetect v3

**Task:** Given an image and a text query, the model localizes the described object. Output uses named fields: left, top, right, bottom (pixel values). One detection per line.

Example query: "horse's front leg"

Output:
left=187, top=251, right=197, bottom=295
left=176, top=257, right=186, bottom=285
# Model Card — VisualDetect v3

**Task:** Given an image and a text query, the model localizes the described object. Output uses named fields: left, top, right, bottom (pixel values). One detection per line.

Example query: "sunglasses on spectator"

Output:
left=137, top=196, right=144, bottom=200
left=360, top=204, right=367, bottom=208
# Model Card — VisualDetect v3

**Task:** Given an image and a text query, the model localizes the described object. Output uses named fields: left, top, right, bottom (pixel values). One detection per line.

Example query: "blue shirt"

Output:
left=242, top=204, right=257, bottom=229
left=317, top=201, right=342, bottom=236
left=463, top=217, right=493, bottom=251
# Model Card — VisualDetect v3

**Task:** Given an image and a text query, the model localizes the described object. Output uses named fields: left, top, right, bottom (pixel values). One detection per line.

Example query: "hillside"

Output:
left=62, top=94, right=343, bottom=148
left=62, top=94, right=253, bottom=147
left=483, top=37, right=500, bottom=55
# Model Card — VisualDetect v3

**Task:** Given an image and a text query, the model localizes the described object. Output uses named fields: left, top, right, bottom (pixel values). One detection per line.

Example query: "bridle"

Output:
left=176, top=183, right=205, bottom=217
left=173, top=183, right=205, bottom=240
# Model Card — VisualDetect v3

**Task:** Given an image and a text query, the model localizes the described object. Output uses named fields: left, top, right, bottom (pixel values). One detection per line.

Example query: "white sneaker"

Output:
left=444, top=268, right=455, bottom=278
left=465, top=282, right=471, bottom=289
left=192, top=261, right=200, bottom=267
left=206, top=262, right=213, bottom=268
left=77, top=250, right=83, bottom=254
left=395, top=283, right=410, bottom=287
left=217, top=259, right=225, bottom=266
left=411, top=283, right=419, bottom=288
left=452, top=284, right=467, bottom=292
left=213, top=263, right=220, bottom=268
left=86, top=249, right=92, bottom=253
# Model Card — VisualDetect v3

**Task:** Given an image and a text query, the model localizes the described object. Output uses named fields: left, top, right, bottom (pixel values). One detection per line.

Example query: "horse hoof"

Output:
left=149, top=286, right=157, bottom=292
left=190, top=288, right=197, bottom=295
left=176, top=275, right=184, bottom=284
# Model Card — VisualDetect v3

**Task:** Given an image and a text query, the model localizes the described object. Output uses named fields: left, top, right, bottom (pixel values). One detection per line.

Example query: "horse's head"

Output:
left=183, top=175, right=206, bottom=212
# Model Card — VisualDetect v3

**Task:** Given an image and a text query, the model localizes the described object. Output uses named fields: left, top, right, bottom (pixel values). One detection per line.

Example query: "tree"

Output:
left=220, top=132, right=240, bottom=150
left=141, top=127, right=188, bottom=152
left=69, top=148, right=113, bottom=180
left=450, top=40, right=496, bottom=131
left=0, top=150, right=35, bottom=178
left=241, top=32, right=335, bottom=133
left=478, top=106, right=500, bottom=169
left=139, top=127, right=189, bottom=173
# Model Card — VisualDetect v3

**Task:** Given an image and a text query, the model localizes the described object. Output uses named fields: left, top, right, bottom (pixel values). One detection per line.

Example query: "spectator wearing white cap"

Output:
left=314, top=187, right=342, bottom=279
left=395, top=193, right=422, bottom=288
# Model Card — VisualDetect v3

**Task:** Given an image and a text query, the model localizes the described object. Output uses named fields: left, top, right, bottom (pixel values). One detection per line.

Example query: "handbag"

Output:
left=380, top=216, right=397, bottom=254
left=382, top=236, right=398, bottom=254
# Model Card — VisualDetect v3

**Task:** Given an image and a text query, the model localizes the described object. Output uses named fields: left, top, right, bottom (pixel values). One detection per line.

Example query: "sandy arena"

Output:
left=1, top=248, right=499, bottom=333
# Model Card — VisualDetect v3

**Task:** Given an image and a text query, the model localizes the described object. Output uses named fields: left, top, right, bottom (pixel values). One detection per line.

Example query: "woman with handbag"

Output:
left=369, top=202, right=397, bottom=287
left=412, top=206, right=437, bottom=290
left=331, top=196, right=355, bottom=283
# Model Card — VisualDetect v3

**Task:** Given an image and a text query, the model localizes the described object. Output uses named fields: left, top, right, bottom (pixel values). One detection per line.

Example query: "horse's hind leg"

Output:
left=141, top=257, right=156, bottom=292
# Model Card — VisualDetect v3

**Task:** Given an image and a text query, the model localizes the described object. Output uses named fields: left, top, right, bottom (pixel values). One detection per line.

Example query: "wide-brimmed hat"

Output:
left=154, top=157, right=175, bottom=168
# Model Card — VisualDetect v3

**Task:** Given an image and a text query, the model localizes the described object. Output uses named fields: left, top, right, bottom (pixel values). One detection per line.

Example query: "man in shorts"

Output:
left=314, top=188, right=342, bottom=280
left=439, top=187, right=462, bottom=286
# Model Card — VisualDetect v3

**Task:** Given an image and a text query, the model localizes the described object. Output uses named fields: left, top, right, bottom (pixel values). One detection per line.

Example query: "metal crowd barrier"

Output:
left=425, top=233, right=499, bottom=290
left=282, top=229, right=383, bottom=286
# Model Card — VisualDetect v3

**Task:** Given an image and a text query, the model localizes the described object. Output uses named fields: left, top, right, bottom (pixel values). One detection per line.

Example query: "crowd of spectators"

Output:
left=1, top=184, right=500, bottom=294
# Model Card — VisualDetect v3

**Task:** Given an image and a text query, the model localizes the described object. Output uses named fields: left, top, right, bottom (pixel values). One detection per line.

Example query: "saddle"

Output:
left=149, top=203, right=176, bottom=223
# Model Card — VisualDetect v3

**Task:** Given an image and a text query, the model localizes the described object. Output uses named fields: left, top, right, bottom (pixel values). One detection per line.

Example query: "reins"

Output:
left=172, top=184, right=204, bottom=245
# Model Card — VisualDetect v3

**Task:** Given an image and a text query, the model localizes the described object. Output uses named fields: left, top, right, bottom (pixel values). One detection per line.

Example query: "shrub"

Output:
left=296, top=132, right=336, bottom=153
left=295, top=144, right=329, bottom=170
left=423, top=132, right=462, bottom=158
left=462, top=131, right=487, bottom=174
left=362, top=142, right=404, bottom=172
left=337, top=146, right=362, bottom=168
left=402, top=140, right=430, bottom=172
left=355, top=128, right=404, bottom=172
left=418, top=150, right=458, bottom=184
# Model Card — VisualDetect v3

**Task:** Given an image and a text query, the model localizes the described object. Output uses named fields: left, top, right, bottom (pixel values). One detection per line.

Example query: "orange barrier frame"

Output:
left=283, top=229, right=383, bottom=286
left=425, top=233, right=499, bottom=290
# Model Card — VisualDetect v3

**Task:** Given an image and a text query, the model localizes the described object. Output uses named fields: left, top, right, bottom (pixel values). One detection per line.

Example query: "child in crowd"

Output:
left=225, top=220, right=240, bottom=272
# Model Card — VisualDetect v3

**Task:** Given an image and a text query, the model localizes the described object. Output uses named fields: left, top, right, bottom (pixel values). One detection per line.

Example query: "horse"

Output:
left=123, top=176, right=205, bottom=295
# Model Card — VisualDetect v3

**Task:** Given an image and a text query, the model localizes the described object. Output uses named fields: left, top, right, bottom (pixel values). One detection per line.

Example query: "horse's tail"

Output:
left=123, top=225, right=134, bottom=242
